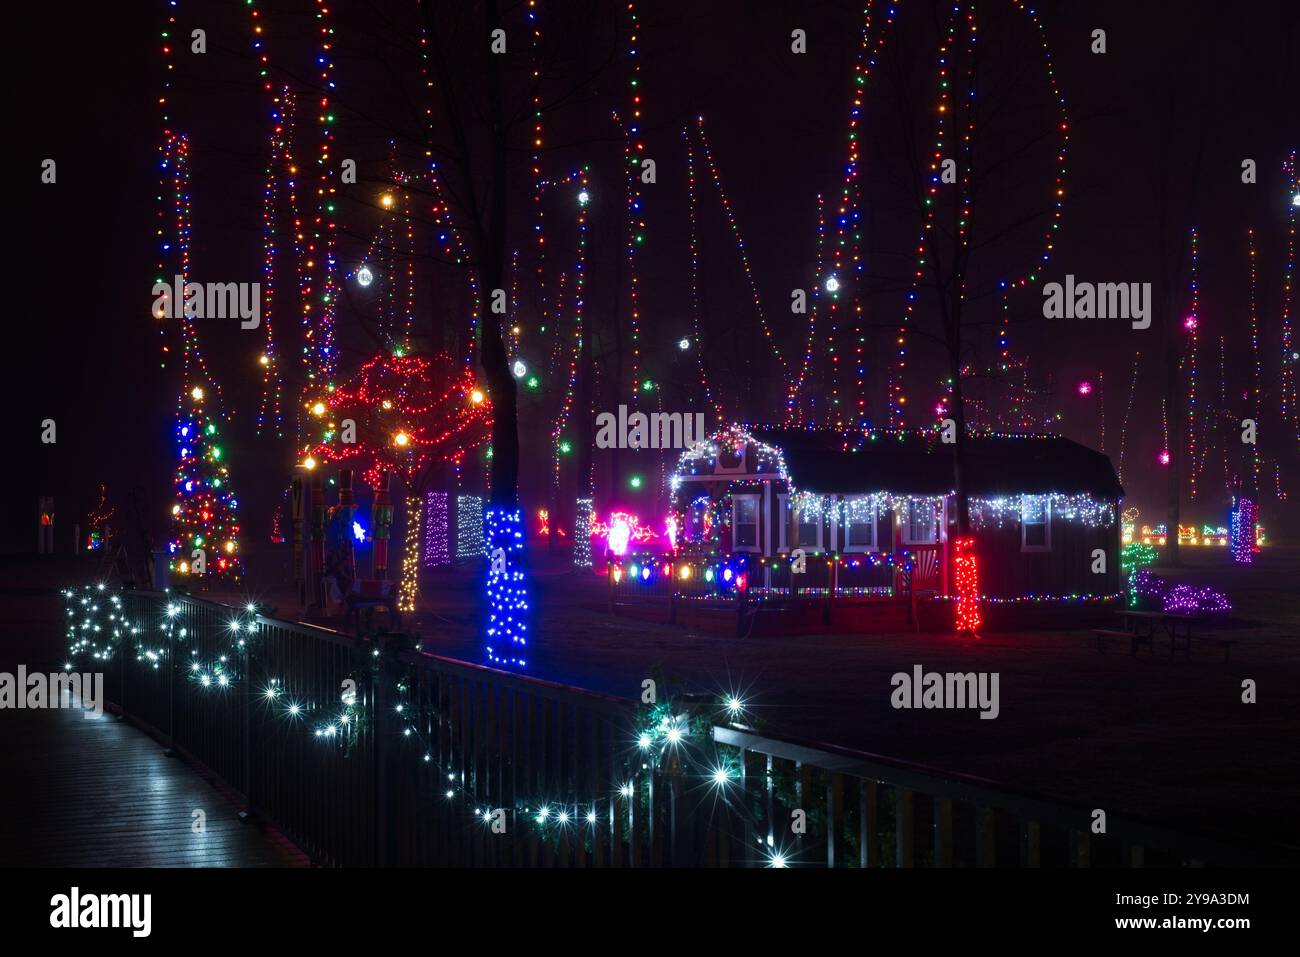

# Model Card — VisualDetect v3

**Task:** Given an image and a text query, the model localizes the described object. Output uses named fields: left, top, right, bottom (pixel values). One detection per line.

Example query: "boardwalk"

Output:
left=0, top=578, right=306, bottom=868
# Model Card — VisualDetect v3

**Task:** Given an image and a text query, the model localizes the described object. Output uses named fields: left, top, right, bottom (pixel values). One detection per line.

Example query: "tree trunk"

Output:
left=421, top=0, right=518, bottom=511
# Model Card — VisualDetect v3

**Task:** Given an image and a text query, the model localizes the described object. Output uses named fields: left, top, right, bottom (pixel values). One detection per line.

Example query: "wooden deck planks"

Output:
left=0, top=701, right=307, bottom=868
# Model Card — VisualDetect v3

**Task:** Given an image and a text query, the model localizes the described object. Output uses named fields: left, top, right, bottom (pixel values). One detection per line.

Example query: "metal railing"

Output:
left=94, top=589, right=1294, bottom=868
left=711, top=726, right=1298, bottom=867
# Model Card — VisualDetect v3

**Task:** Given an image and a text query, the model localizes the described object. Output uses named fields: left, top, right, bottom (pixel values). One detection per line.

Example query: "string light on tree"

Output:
left=423, top=492, right=450, bottom=567
left=573, top=498, right=594, bottom=567
left=1278, top=151, right=1297, bottom=441
left=397, top=495, right=421, bottom=612
left=1185, top=227, right=1203, bottom=500
left=1229, top=497, right=1258, bottom=565
left=953, top=536, right=981, bottom=634
left=456, top=495, right=485, bottom=559
left=484, top=509, right=530, bottom=669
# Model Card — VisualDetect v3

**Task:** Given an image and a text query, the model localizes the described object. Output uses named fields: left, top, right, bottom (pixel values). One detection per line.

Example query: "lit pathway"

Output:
left=0, top=579, right=306, bottom=867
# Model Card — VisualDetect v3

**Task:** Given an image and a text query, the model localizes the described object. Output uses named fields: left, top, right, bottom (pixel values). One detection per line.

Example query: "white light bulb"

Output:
left=356, top=265, right=374, bottom=287
left=825, top=275, right=840, bottom=293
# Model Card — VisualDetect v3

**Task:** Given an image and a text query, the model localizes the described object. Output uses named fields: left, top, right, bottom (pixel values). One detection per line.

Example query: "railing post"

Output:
left=827, top=771, right=843, bottom=867
left=116, top=629, right=126, bottom=722
left=738, top=749, right=754, bottom=867
left=1020, top=820, right=1041, bottom=866
left=1070, top=830, right=1091, bottom=868
left=861, top=780, right=878, bottom=868
left=976, top=806, right=997, bottom=866
left=934, top=797, right=954, bottom=866
left=238, top=631, right=256, bottom=822
left=669, top=763, right=682, bottom=866
left=373, top=635, right=393, bottom=867
left=895, top=787, right=914, bottom=867
left=163, top=595, right=177, bottom=755
left=796, top=762, right=813, bottom=856
left=648, top=768, right=660, bottom=866
left=628, top=773, right=641, bottom=867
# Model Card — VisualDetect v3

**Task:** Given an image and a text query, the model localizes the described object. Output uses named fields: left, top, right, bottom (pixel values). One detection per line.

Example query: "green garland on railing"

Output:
left=65, top=583, right=872, bottom=867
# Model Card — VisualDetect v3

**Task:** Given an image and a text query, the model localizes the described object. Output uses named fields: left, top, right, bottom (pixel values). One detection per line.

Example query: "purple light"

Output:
left=1164, top=584, right=1231, bottom=613
left=1135, top=571, right=1232, bottom=613
left=1229, top=497, right=1257, bottom=565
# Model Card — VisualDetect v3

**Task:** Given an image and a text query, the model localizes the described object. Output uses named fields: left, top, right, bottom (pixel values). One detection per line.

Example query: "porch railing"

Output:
left=606, top=552, right=914, bottom=632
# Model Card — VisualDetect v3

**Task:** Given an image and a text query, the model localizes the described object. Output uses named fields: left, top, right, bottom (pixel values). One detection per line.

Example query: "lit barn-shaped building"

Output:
left=609, top=426, right=1124, bottom=629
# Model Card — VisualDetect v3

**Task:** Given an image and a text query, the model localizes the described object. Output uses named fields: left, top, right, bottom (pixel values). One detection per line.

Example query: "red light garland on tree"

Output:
left=307, top=353, right=493, bottom=490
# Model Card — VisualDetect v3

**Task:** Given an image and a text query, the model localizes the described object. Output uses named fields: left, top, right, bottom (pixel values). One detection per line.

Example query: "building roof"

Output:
left=748, top=429, right=1123, bottom=498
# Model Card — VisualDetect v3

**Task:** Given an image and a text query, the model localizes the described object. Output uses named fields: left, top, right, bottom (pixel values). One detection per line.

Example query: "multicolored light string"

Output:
left=830, top=0, right=897, bottom=431
left=157, top=131, right=243, bottom=581
left=1116, top=351, right=1139, bottom=485
left=682, top=121, right=720, bottom=423
left=1185, top=227, right=1202, bottom=500
left=689, top=118, right=789, bottom=417
left=1279, top=150, right=1298, bottom=443
left=619, top=0, right=646, bottom=398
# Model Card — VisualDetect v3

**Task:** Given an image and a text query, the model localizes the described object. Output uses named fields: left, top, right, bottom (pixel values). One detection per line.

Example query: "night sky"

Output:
left=9, top=0, right=1299, bottom=554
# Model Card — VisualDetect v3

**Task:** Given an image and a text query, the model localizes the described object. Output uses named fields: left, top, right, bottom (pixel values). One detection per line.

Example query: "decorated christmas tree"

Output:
left=169, top=387, right=242, bottom=578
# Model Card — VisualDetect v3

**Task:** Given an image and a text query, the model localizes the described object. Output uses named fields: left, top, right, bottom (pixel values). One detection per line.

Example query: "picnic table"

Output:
left=1093, top=609, right=1236, bottom=661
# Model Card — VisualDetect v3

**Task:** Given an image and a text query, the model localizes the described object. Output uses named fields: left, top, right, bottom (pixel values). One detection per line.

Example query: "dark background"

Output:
left=6, top=0, right=1298, bottom=556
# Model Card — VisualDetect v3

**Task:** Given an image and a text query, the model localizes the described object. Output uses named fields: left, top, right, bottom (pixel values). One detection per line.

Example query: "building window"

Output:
left=903, top=499, right=939, bottom=544
left=732, top=494, right=760, bottom=552
left=1021, top=495, right=1051, bottom=551
left=844, top=497, right=877, bottom=552
left=794, top=499, right=822, bottom=551
left=776, top=494, right=790, bottom=552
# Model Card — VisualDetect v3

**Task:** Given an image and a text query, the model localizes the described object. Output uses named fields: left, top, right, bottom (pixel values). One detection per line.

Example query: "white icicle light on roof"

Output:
left=968, top=494, right=1114, bottom=528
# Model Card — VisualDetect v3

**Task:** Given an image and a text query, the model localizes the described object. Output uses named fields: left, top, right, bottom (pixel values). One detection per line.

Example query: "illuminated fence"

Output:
left=84, top=588, right=1292, bottom=868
